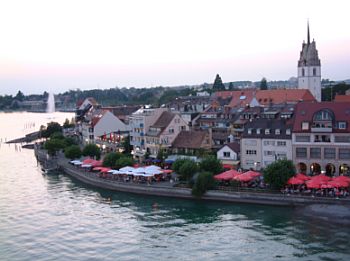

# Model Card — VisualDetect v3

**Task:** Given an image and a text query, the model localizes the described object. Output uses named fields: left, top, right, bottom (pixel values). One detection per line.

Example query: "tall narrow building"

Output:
left=297, top=22, right=321, bottom=102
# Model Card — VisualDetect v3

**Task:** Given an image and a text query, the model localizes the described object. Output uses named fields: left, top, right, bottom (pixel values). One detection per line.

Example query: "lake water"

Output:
left=0, top=112, right=349, bottom=261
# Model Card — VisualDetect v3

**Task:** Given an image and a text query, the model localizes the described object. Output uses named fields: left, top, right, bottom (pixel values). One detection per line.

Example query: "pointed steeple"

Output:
left=307, top=20, right=310, bottom=45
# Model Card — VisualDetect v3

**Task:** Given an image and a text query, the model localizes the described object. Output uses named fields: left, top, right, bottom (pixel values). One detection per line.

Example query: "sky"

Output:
left=0, top=0, right=349, bottom=95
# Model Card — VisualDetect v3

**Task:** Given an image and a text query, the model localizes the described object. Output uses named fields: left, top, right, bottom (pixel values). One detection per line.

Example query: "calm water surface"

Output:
left=0, top=112, right=349, bottom=261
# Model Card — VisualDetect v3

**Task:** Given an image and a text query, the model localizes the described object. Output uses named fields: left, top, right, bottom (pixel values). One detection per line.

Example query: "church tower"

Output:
left=297, top=22, right=321, bottom=101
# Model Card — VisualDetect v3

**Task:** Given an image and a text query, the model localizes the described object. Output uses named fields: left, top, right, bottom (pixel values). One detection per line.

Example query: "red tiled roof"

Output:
left=293, top=102, right=350, bottom=132
left=334, top=95, right=350, bottom=102
left=213, top=89, right=316, bottom=108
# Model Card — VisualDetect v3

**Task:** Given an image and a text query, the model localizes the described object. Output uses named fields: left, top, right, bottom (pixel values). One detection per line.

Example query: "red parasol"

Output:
left=90, top=160, right=103, bottom=167
left=306, top=179, right=325, bottom=189
left=83, top=158, right=94, bottom=164
left=287, top=177, right=304, bottom=185
left=332, top=176, right=350, bottom=184
left=310, top=174, right=331, bottom=182
left=243, top=170, right=261, bottom=177
left=214, top=169, right=241, bottom=181
left=327, top=180, right=350, bottom=188
left=295, top=173, right=311, bottom=181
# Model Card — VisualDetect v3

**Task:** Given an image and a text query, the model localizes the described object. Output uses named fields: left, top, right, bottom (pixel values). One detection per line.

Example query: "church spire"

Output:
left=307, top=20, right=310, bottom=45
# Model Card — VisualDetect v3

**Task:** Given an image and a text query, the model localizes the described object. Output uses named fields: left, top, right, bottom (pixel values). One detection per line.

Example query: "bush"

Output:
left=192, top=171, right=215, bottom=198
left=199, top=155, right=223, bottom=175
left=172, top=158, right=188, bottom=173
left=115, top=156, right=134, bottom=169
left=50, top=132, right=65, bottom=140
left=263, top=159, right=296, bottom=189
left=64, top=145, right=82, bottom=160
left=103, top=152, right=123, bottom=167
left=178, top=160, right=198, bottom=182
left=82, top=144, right=101, bottom=160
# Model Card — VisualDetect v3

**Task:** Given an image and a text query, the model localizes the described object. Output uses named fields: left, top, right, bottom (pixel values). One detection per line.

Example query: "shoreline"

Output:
left=34, top=149, right=350, bottom=207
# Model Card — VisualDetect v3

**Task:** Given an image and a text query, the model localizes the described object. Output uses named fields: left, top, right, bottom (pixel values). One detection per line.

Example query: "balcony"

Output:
left=311, top=127, right=332, bottom=133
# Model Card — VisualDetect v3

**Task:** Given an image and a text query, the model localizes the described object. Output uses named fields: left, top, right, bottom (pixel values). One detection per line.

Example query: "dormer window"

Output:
left=286, top=129, right=291, bottom=135
left=275, top=129, right=280, bottom=135
left=256, top=128, right=261, bottom=134
left=248, top=128, right=252, bottom=134
left=338, top=122, right=347, bottom=129
left=265, top=129, right=270, bottom=135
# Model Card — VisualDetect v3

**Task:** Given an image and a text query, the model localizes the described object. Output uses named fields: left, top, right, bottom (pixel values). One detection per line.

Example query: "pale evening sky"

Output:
left=0, top=0, right=349, bottom=95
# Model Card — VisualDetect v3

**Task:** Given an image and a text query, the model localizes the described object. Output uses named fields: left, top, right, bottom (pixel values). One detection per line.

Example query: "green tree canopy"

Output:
left=212, top=74, right=225, bottom=91
left=115, top=156, right=134, bottom=169
left=121, top=135, right=131, bottom=154
left=44, top=138, right=65, bottom=156
left=64, top=145, right=82, bottom=160
left=199, top=155, right=223, bottom=175
left=260, top=77, right=268, bottom=90
left=42, top=122, right=62, bottom=138
left=263, top=159, right=296, bottom=189
left=15, top=90, right=25, bottom=101
left=191, top=171, right=215, bottom=198
left=178, top=159, right=198, bottom=181
left=103, top=152, right=123, bottom=167
left=82, top=144, right=101, bottom=160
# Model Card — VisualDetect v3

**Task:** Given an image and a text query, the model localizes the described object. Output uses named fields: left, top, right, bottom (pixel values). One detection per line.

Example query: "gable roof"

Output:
left=293, top=101, right=350, bottom=132
left=152, top=111, right=176, bottom=129
left=172, top=130, right=208, bottom=149
left=222, top=142, right=240, bottom=153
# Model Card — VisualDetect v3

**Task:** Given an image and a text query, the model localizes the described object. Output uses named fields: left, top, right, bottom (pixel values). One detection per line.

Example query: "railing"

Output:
left=311, top=127, right=332, bottom=133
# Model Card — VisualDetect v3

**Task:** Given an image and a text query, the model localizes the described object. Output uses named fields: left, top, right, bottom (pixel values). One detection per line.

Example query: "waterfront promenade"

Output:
left=35, top=148, right=350, bottom=207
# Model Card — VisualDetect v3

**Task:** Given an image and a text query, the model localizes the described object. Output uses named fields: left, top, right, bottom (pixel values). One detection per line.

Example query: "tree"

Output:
left=50, top=132, right=65, bottom=140
left=199, top=155, right=223, bottom=175
left=82, top=144, right=101, bottom=160
left=63, top=118, right=74, bottom=129
left=121, top=135, right=131, bottom=154
left=157, top=147, right=167, bottom=161
left=212, top=74, right=225, bottom=91
left=103, top=152, right=123, bottom=167
left=260, top=77, right=268, bottom=90
left=42, top=122, right=62, bottom=138
left=228, top=82, right=234, bottom=90
left=44, top=139, right=65, bottom=156
left=115, top=156, right=134, bottom=169
left=64, top=145, right=82, bottom=160
left=15, top=90, right=25, bottom=101
left=172, top=158, right=188, bottom=174
left=178, top=159, right=199, bottom=181
left=263, top=159, right=296, bottom=189
left=191, top=171, right=215, bottom=197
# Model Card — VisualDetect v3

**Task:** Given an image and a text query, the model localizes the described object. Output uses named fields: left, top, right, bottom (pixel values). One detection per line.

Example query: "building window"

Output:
left=248, top=128, right=252, bottom=134
left=286, top=129, right=291, bottom=135
left=324, top=148, right=336, bottom=159
left=302, top=122, right=309, bottom=130
left=244, top=140, right=257, bottom=146
left=296, top=148, right=307, bottom=158
left=310, top=148, right=321, bottom=159
left=313, top=68, right=316, bottom=76
left=339, top=148, right=350, bottom=160
left=256, top=128, right=261, bottom=134
left=275, top=129, right=280, bottom=135
left=169, top=128, right=174, bottom=133
left=246, top=150, right=257, bottom=155
left=302, top=68, right=305, bottom=77
left=264, top=151, right=275, bottom=156
left=265, top=129, right=270, bottom=135
left=263, top=140, right=275, bottom=146
left=338, top=122, right=347, bottom=129
left=334, top=136, right=350, bottom=143
left=277, top=141, right=286, bottom=146
left=295, top=135, right=310, bottom=142
left=223, top=152, right=231, bottom=158
left=245, top=160, right=254, bottom=166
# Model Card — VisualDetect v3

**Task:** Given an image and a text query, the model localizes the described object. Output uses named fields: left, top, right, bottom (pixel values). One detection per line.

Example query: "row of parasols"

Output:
left=214, top=169, right=261, bottom=182
left=69, top=158, right=173, bottom=177
left=287, top=173, right=350, bottom=189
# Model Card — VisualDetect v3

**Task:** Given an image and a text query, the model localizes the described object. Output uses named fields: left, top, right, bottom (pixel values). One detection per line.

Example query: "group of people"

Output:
left=281, top=184, right=349, bottom=198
